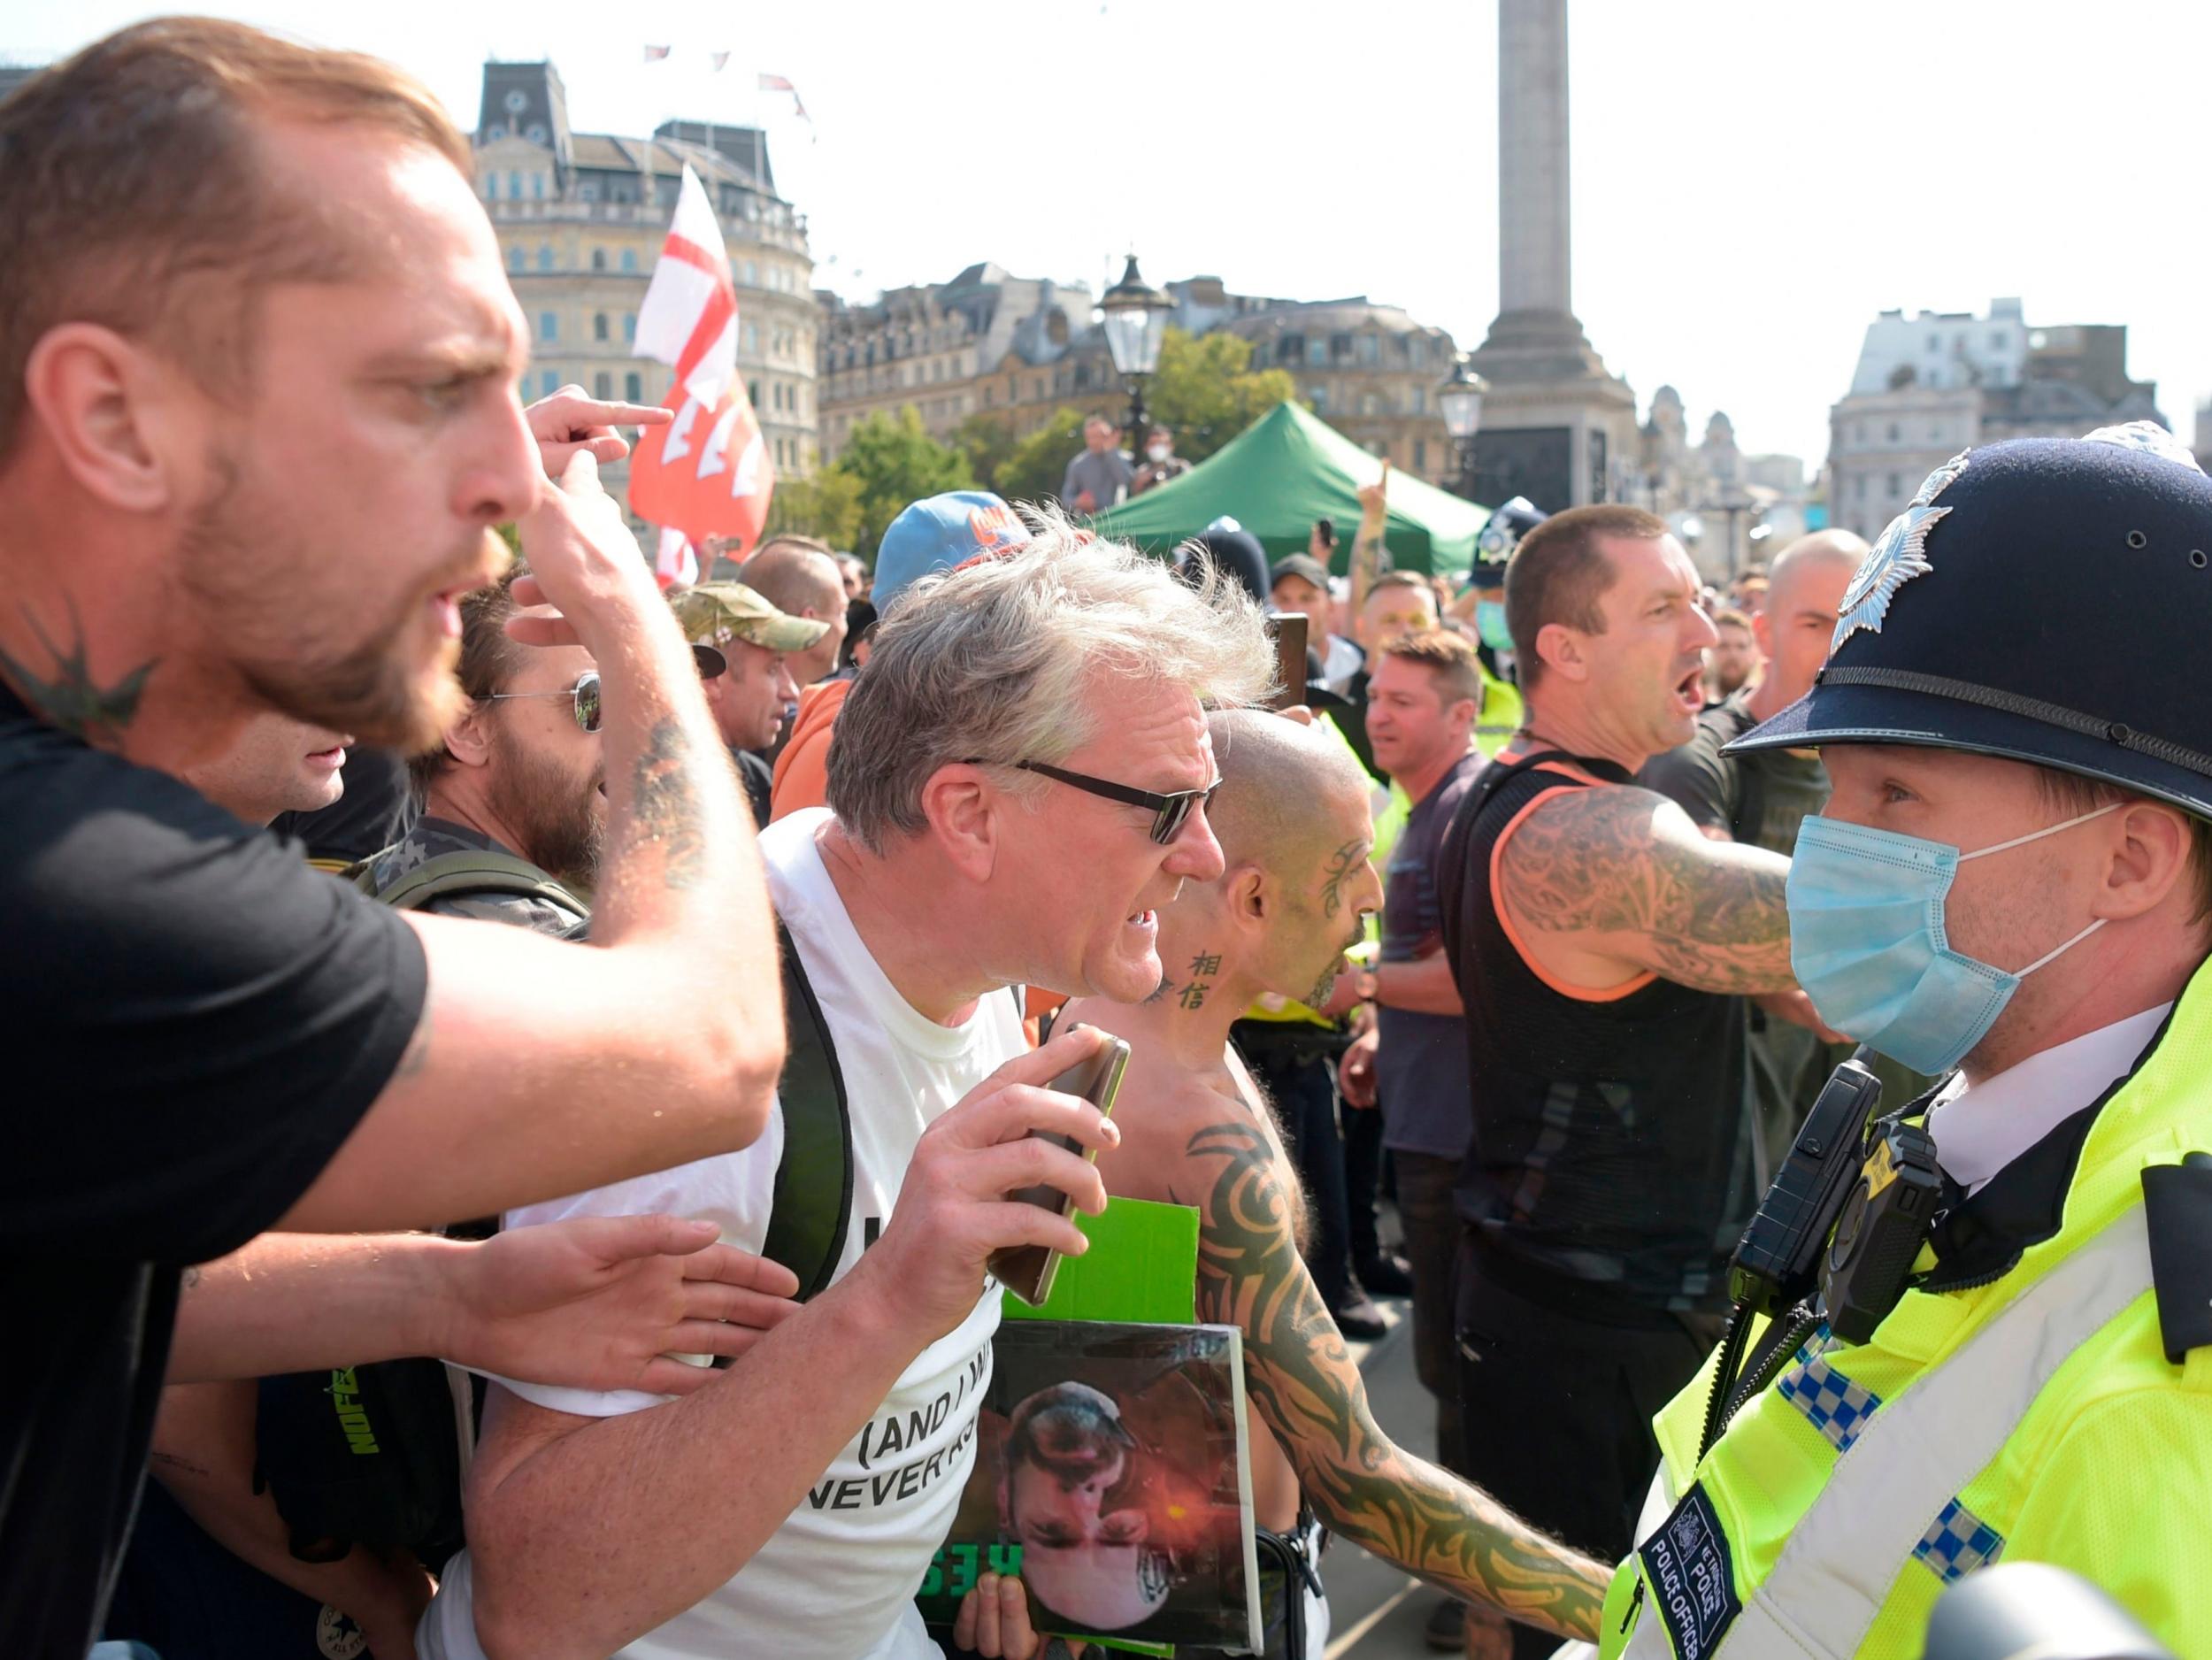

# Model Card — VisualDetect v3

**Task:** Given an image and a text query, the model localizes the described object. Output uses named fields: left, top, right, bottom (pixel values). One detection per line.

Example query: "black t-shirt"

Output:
left=734, top=746, right=774, bottom=828
left=0, top=682, right=429, bottom=1659
left=1637, top=695, right=1829, bottom=858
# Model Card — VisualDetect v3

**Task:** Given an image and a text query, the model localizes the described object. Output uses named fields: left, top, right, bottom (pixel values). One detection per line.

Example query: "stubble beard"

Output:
left=176, top=447, right=498, bottom=753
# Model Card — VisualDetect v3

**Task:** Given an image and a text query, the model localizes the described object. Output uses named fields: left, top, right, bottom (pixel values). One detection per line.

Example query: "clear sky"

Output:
left=9, top=0, right=2208, bottom=467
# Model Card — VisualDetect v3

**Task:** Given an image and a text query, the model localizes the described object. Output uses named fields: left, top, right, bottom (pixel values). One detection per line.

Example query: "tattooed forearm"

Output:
left=0, top=604, right=155, bottom=748
left=625, top=718, right=706, bottom=890
left=1187, top=1122, right=1608, bottom=1638
left=1500, top=785, right=1794, bottom=994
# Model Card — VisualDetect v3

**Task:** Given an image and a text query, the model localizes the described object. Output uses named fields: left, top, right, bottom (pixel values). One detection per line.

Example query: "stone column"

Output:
left=1497, top=0, right=1571, bottom=319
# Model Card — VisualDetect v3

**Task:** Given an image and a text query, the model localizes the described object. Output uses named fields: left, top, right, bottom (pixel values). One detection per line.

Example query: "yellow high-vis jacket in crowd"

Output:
left=1601, top=964, right=2212, bottom=1659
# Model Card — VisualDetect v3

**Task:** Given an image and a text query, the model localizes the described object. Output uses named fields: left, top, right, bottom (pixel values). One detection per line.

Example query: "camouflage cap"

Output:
left=669, top=581, right=830, bottom=654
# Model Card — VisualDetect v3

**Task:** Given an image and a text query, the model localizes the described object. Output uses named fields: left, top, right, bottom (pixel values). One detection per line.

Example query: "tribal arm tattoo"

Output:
left=0, top=603, right=155, bottom=748
left=1499, top=783, right=1795, bottom=995
left=1183, top=1121, right=1608, bottom=1639
left=623, top=718, right=706, bottom=891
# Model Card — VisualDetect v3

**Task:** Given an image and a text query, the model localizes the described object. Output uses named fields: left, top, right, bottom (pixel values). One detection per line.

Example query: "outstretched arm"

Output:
left=1179, top=1121, right=1607, bottom=1641
left=1497, top=783, right=1796, bottom=995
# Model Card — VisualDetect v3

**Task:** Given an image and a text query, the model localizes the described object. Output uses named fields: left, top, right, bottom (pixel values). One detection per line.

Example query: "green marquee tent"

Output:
left=1091, top=400, right=1487, bottom=576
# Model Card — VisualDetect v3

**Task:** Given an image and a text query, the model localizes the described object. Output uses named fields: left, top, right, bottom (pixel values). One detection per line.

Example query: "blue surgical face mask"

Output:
left=1786, top=803, right=2117, bottom=1075
left=1475, top=598, right=1513, bottom=653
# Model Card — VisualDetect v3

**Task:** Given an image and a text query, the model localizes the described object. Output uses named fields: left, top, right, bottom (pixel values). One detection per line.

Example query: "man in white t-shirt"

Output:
left=426, top=519, right=1276, bottom=1660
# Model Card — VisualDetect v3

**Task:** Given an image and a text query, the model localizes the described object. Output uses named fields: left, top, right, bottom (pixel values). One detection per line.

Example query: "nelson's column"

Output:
left=1465, top=0, right=1637, bottom=511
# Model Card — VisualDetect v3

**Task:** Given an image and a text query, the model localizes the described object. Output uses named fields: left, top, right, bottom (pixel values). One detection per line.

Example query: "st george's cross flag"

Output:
left=627, top=165, right=772, bottom=565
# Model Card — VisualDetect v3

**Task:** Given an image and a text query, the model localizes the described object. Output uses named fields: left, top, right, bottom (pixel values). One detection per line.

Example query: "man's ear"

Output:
left=920, top=762, right=1000, bottom=883
left=1750, top=608, right=1775, bottom=658
left=1226, top=861, right=1269, bottom=927
left=1535, top=622, right=1590, bottom=684
left=442, top=703, right=494, bottom=771
left=2099, top=800, right=2197, bottom=922
left=21, top=323, right=194, bottom=515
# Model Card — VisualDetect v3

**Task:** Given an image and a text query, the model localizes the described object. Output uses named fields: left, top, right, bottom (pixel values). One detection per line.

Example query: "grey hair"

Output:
left=826, top=509, right=1276, bottom=852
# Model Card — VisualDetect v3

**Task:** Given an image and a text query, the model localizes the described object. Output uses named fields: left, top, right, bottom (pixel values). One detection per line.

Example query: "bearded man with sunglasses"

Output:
left=360, top=572, right=609, bottom=929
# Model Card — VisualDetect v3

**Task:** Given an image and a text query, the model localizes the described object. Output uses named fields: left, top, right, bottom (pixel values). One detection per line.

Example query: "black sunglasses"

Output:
left=486, top=671, right=602, bottom=734
left=964, top=757, right=1221, bottom=845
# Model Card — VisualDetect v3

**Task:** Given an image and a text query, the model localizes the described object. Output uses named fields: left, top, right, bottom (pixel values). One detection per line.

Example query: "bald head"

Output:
left=1767, top=529, right=1868, bottom=614
left=739, top=537, right=848, bottom=684
left=1752, top=528, right=1870, bottom=714
left=1207, top=709, right=1371, bottom=873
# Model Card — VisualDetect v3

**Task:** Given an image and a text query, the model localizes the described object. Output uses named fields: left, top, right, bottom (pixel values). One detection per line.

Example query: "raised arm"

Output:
left=1348, top=463, right=1391, bottom=619
left=1180, top=1119, right=1607, bottom=1641
left=280, top=441, right=781, bottom=1232
left=1496, top=782, right=1797, bottom=995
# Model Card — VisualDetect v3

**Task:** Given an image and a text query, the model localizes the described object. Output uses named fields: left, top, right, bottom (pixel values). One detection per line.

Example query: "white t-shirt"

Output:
left=422, top=809, right=1026, bottom=1660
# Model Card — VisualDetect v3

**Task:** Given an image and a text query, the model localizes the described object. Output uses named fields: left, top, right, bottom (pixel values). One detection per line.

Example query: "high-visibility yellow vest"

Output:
left=1598, top=967, right=2212, bottom=1659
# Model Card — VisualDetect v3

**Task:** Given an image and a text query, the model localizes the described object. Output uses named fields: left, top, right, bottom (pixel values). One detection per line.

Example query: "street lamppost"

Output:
left=1100, top=254, right=1173, bottom=464
left=1438, top=357, right=1490, bottom=502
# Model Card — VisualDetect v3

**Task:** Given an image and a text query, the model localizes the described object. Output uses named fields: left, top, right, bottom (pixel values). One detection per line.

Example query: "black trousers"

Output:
left=1341, top=1096, right=1385, bottom=1272
left=1393, top=1150, right=1466, bottom=1475
left=1231, top=1026, right=1354, bottom=1315
left=1453, top=1235, right=1724, bottom=1660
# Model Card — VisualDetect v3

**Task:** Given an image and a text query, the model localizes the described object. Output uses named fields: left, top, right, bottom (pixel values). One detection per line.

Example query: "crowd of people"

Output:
left=6, top=19, right=2210, bottom=1660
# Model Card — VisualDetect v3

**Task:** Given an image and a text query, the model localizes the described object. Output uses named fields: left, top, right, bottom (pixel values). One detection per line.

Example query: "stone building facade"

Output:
left=472, top=62, right=820, bottom=511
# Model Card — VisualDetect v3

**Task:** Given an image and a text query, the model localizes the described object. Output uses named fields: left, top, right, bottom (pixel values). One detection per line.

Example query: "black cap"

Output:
left=1728, top=427, right=2212, bottom=819
left=1271, top=552, right=1331, bottom=592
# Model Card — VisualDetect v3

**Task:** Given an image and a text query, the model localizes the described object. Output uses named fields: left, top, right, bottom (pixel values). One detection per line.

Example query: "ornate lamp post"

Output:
left=1099, top=254, right=1174, bottom=461
left=1438, top=357, right=1490, bottom=501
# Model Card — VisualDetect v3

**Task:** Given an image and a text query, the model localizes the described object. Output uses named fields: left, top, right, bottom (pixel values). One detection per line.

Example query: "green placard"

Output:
left=1001, top=1197, right=1200, bottom=1326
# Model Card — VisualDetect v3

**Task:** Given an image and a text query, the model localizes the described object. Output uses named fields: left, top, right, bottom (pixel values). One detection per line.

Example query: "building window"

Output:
left=742, top=260, right=758, bottom=288
left=594, top=371, right=611, bottom=399
left=532, top=173, right=547, bottom=200
left=1887, top=472, right=1902, bottom=496
left=1306, top=338, right=1327, bottom=366
left=620, top=247, right=637, bottom=273
left=537, top=244, right=553, bottom=271
left=509, top=171, right=522, bottom=198
left=743, top=322, right=760, bottom=356
left=508, top=244, right=525, bottom=273
left=578, top=181, right=597, bottom=201
left=1414, top=437, right=1427, bottom=473
left=1308, top=384, right=1329, bottom=412
left=624, top=313, right=636, bottom=342
left=591, top=249, right=606, bottom=272
left=625, top=372, right=642, bottom=402
left=593, top=313, right=609, bottom=342
left=485, top=173, right=500, bottom=200
left=1887, top=422, right=1901, bottom=442
left=1357, top=334, right=1380, bottom=365
left=1411, top=387, right=1426, bottom=413
left=539, top=369, right=559, bottom=398
left=539, top=312, right=557, bottom=342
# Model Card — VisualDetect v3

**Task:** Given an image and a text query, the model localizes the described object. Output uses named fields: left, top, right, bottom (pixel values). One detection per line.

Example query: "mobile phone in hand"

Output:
left=987, top=1028, right=1132, bottom=1306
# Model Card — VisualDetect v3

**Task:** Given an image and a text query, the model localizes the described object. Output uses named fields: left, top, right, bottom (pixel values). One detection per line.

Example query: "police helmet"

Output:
left=1475, top=496, right=1548, bottom=580
left=1729, top=425, right=2212, bottom=819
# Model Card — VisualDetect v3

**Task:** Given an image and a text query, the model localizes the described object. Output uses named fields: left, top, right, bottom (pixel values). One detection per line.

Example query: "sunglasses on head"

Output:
left=964, top=757, right=1220, bottom=845
left=485, top=671, right=602, bottom=734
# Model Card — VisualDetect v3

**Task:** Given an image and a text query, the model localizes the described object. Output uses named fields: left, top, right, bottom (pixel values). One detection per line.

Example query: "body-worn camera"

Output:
left=1821, top=1118, right=1943, bottom=1342
left=1728, top=1056, right=1885, bottom=1317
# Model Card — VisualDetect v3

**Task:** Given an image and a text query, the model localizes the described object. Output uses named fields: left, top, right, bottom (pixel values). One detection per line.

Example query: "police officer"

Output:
left=1599, top=427, right=2212, bottom=1658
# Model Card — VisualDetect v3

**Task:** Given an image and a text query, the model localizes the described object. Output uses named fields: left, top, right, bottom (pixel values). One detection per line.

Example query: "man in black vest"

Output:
left=1434, top=504, right=1808, bottom=1659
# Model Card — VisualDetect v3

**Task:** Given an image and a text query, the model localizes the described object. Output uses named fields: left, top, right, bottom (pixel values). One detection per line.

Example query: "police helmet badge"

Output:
left=1833, top=450, right=1970, bottom=650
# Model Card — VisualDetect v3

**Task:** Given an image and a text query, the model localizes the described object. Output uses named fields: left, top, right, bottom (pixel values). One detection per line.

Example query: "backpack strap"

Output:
left=762, top=924, right=856, bottom=1303
left=356, top=848, right=590, bottom=924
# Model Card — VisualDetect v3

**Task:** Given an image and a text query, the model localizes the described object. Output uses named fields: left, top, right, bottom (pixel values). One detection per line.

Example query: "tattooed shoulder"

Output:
left=1498, top=782, right=1792, bottom=994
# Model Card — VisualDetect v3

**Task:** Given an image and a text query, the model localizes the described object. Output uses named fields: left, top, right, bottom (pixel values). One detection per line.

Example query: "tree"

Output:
left=832, top=407, right=973, bottom=556
left=993, top=408, right=1087, bottom=512
left=1146, top=328, right=1302, bottom=465
left=952, top=412, right=1019, bottom=496
left=764, top=469, right=864, bottom=550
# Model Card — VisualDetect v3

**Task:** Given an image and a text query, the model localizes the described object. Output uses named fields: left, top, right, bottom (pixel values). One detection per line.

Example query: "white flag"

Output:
left=632, top=165, right=737, bottom=411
